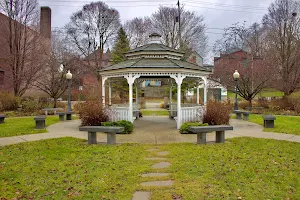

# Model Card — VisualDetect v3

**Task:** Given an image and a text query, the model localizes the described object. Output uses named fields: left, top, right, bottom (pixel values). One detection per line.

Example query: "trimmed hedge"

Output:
left=180, top=122, right=208, bottom=134
left=101, top=120, right=133, bottom=134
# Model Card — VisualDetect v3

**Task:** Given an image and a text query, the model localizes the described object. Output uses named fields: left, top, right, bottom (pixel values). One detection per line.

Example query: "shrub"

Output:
left=203, top=100, right=231, bottom=125
left=160, top=102, right=164, bottom=108
left=21, top=99, right=41, bottom=113
left=180, top=122, right=208, bottom=134
left=102, top=120, right=133, bottom=134
left=78, top=101, right=109, bottom=126
left=0, top=92, right=19, bottom=111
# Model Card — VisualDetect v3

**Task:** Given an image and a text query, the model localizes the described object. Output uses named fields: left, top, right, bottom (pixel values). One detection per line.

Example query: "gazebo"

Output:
left=99, top=33, right=212, bottom=129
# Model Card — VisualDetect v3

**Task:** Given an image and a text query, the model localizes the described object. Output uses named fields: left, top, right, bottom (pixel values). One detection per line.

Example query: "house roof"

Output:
left=85, top=48, right=112, bottom=61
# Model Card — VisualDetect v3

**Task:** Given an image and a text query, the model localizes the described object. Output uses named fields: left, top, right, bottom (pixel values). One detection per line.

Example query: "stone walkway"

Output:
left=1, top=116, right=300, bottom=146
left=132, top=148, right=172, bottom=200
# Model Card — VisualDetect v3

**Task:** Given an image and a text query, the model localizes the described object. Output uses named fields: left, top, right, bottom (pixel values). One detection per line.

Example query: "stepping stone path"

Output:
left=132, top=149, right=173, bottom=200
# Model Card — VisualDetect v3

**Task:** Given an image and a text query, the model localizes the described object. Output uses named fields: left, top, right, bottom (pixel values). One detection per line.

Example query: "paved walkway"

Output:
left=1, top=116, right=300, bottom=146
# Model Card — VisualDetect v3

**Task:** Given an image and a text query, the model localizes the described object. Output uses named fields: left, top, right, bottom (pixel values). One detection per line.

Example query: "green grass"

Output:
left=0, top=116, right=61, bottom=137
left=1, top=138, right=300, bottom=199
left=248, top=114, right=300, bottom=135
left=150, top=138, right=300, bottom=199
left=0, top=138, right=151, bottom=199
left=141, top=110, right=169, bottom=116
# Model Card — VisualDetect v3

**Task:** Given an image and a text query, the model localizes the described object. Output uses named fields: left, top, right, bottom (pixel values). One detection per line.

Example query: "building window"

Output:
left=0, top=71, right=4, bottom=85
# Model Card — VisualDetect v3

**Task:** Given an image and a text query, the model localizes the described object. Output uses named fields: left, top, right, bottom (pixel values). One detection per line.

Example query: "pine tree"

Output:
left=112, top=28, right=130, bottom=64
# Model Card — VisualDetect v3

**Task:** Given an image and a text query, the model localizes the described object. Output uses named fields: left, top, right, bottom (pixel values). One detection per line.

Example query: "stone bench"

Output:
left=233, top=110, right=251, bottom=120
left=0, top=114, right=5, bottom=124
left=41, top=108, right=63, bottom=115
left=66, top=111, right=74, bottom=120
left=79, top=126, right=125, bottom=144
left=263, top=115, right=276, bottom=128
left=34, top=116, right=46, bottom=129
left=57, top=112, right=66, bottom=121
left=189, top=125, right=233, bottom=144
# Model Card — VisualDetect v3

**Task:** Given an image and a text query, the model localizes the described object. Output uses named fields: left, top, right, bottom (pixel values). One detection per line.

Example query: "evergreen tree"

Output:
left=112, top=27, right=130, bottom=64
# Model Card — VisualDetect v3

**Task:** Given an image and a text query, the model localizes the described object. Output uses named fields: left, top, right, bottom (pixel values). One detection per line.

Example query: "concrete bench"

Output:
left=0, top=114, right=5, bottom=124
left=189, top=125, right=233, bottom=144
left=42, top=108, right=63, bottom=115
left=263, top=115, right=276, bottom=128
left=34, top=116, right=46, bottom=129
left=57, top=112, right=66, bottom=121
left=79, top=126, right=125, bottom=144
left=66, top=111, right=74, bottom=120
left=233, top=110, right=251, bottom=120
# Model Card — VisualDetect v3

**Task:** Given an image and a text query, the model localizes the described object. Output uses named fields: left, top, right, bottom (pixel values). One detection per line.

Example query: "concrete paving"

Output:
left=140, top=180, right=174, bottom=187
left=1, top=116, right=300, bottom=146
left=132, top=191, right=151, bottom=200
left=141, top=173, right=170, bottom=177
left=151, top=162, right=171, bottom=169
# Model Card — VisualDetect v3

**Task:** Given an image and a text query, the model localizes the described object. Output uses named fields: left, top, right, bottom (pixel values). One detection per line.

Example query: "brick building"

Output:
left=0, top=7, right=51, bottom=94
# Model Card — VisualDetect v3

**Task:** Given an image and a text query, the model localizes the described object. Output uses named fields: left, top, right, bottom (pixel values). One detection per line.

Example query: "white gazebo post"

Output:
left=102, top=76, right=108, bottom=105
left=169, top=80, right=173, bottom=104
left=125, top=74, right=140, bottom=122
left=108, top=81, right=112, bottom=106
left=196, top=85, right=200, bottom=104
left=202, top=77, right=208, bottom=105
left=171, top=73, right=186, bottom=129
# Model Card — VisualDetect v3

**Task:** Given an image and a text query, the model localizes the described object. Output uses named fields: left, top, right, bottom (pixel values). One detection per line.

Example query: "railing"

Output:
left=180, top=106, right=205, bottom=124
left=110, top=107, right=130, bottom=122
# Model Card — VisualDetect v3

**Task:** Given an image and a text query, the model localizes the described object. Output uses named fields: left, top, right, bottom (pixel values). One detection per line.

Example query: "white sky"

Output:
left=38, top=0, right=274, bottom=64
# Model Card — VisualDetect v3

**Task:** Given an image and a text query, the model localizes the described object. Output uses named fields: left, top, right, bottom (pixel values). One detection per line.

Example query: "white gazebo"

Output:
left=99, top=33, right=212, bottom=129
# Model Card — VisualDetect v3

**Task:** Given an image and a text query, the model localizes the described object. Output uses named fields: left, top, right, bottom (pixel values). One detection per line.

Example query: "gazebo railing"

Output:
left=181, top=106, right=204, bottom=123
left=110, top=107, right=130, bottom=122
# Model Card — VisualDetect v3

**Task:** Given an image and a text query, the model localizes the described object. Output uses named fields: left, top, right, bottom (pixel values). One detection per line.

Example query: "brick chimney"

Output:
left=40, top=7, right=51, bottom=39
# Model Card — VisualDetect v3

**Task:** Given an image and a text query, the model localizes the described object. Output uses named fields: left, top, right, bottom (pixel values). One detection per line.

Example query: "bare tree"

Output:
left=123, top=17, right=152, bottom=48
left=65, top=1, right=121, bottom=101
left=151, top=6, right=208, bottom=58
left=213, top=23, right=272, bottom=106
left=0, top=0, right=47, bottom=96
left=262, top=0, right=300, bottom=96
left=34, top=32, right=82, bottom=108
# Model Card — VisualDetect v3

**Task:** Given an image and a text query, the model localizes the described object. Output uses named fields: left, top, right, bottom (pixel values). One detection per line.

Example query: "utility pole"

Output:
left=177, top=0, right=181, bottom=50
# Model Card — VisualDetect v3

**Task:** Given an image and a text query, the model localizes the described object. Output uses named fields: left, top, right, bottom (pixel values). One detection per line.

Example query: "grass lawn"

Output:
left=141, top=110, right=169, bottom=116
left=0, top=116, right=62, bottom=138
left=0, top=138, right=151, bottom=199
left=248, top=114, right=300, bottom=135
left=1, top=138, right=300, bottom=199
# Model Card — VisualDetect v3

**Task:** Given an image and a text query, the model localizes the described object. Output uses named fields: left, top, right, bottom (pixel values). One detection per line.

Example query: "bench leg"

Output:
left=216, top=131, right=225, bottom=143
left=35, top=120, right=45, bottom=129
left=236, top=113, right=242, bottom=119
left=88, top=132, right=97, bottom=144
left=59, top=115, right=65, bottom=121
left=264, top=120, right=274, bottom=128
left=107, top=132, right=116, bottom=144
left=243, top=114, right=249, bottom=121
left=197, top=132, right=206, bottom=144
left=66, top=114, right=72, bottom=120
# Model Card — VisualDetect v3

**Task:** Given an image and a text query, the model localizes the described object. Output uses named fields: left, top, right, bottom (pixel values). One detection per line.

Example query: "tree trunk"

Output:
left=53, top=98, right=57, bottom=108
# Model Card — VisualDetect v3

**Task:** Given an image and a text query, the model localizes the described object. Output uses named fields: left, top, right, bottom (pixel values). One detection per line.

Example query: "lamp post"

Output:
left=66, top=70, right=72, bottom=112
left=233, top=70, right=240, bottom=110
left=79, top=86, right=83, bottom=101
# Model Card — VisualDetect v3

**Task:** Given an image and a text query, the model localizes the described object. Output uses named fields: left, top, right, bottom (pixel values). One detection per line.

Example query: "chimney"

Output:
left=40, top=7, right=51, bottom=39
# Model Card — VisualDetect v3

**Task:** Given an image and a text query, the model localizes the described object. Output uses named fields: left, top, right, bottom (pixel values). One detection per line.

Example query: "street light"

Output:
left=66, top=70, right=72, bottom=112
left=233, top=70, right=240, bottom=110
left=79, top=86, right=83, bottom=101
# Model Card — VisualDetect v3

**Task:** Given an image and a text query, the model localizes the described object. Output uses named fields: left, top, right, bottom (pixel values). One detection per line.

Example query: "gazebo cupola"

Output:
left=149, top=33, right=161, bottom=44
left=98, top=33, right=212, bottom=129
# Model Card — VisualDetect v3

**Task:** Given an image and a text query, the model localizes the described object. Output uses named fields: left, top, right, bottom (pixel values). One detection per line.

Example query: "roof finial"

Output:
left=149, top=33, right=161, bottom=44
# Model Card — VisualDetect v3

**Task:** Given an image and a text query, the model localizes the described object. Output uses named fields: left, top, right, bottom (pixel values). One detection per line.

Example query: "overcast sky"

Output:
left=38, top=0, right=274, bottom=63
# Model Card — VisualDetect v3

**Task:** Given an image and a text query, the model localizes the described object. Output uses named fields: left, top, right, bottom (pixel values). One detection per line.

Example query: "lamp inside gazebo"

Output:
left=98, top=33, right=212, bottom=129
